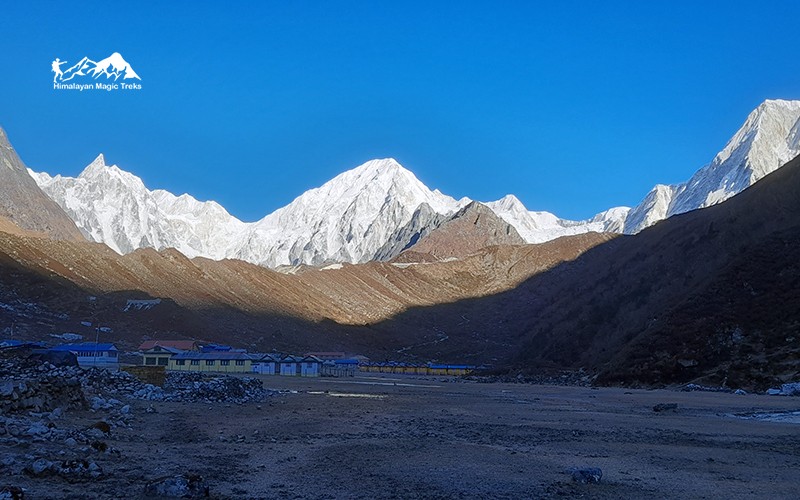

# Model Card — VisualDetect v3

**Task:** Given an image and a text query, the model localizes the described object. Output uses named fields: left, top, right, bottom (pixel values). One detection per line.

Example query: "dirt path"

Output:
left=4, top=375, right=800, bottom=498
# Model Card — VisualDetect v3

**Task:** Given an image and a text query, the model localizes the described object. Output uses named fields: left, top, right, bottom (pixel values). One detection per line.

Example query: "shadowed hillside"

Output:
left=373, top=154, right=800, bottom=388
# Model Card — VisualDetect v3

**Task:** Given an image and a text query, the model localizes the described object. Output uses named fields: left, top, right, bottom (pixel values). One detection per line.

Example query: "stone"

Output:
left=780, top=382, right=800, bottom=396
left=89, top=421, right=111, bottom=434
left=144, top=474, right=210, bottom=498
left=766, top=388, right=783, bottom=395
left=0, top=485, right=25, bottom=500
left=0, top=381, right=13, bottom=397
left=26, top=458, right=53, bottom=476
left=85, top=428, right=105, bottom=440
left=120, top=405, right=131, bottom=414
left=64, top=437, right=78, bottom=447
left=90, top=397, right=107, bottom=412
left=652, top=403, right=678, bottom=412
left=24, top=423, right=49, bottom=437
left=567, top=467, right=602, bottom=483
left=734, top=389, right=747, bottom=395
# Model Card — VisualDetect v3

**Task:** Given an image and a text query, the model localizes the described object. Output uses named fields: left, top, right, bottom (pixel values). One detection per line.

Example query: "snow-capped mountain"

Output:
left=485, top=194, right=629, bottom=244
left=624, top=99, right=800, bottom=233
left=27, top=99, right=800, bottom=267
left=231, top=159, right=472, bottom=266
left=32, top=157, right=472, bottom=267
left=31, top=154, right=624, bottom=267
left=31, top=154, right=245, bottom=258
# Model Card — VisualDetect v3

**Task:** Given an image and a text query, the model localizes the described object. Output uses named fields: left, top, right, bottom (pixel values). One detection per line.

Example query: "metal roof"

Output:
left=142, top=345, right=183, bottom=354
left=51, top=343, right=117, bottom=352
left=138, top=340, right=197, bottom=351
left=334, top=359, right=360, bottom=365
left=172, top=352, right=252, bottom=360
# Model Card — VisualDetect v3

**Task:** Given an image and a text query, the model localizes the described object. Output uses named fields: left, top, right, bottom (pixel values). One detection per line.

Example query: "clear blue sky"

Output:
left=0, top=1, right=797, bottom=221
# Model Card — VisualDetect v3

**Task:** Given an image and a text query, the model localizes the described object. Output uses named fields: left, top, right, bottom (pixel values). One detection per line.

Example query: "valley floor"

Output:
left=5, top=374, right=800, bottom=499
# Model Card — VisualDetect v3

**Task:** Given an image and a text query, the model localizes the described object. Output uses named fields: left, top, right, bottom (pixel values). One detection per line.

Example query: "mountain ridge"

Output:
left=23, top=99, right=800, bottom=267
left=0, top=128, right=85, bottom=242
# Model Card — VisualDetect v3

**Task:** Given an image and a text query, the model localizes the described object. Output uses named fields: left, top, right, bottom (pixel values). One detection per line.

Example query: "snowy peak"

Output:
left=280, top=157, right=463, bottom=218
left=32, top=155, right=245, bottom=257
left=624, top=99, right=800, bottom=233
left=25, top=98, right=800, bottom=267
left=489, top=194, right=527, bottom=213
left=485, top=194, right=629, bottom=244
left=241, top=158, right=467, bottom=267
left=88, top=153, right=106, bottom=169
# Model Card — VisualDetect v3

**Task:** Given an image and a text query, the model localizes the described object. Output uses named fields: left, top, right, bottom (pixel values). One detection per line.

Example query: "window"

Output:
left=176, top=359, right=185, bottom=366
left=145, top=357, right=157, bottom=365
left=157, top=357, right=168, bottom=366
left=220, top=360, right=230, bottom=366
left=109, top=351, right=118, bottom=358
left=190, top=360, right=199, bottom=366
left=206, top=360, right=215, bottom=366
left=235, top=360, right=245, bottom=366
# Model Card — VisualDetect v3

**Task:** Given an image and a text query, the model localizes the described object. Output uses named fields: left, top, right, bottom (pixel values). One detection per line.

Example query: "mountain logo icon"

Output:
left=52, top=52, right=141, bottom=83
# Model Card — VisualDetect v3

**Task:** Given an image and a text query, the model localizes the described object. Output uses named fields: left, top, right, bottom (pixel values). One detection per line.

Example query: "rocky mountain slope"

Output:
left=400, top=202, right=525, bottom=261
left=0, top=128, right=84, bottom=241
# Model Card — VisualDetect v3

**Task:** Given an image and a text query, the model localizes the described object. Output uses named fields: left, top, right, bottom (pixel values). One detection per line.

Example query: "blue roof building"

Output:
left=50, top=343, right=119, bottom=370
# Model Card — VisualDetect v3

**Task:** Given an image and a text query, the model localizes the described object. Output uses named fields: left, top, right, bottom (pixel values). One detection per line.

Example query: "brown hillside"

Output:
left=0, top=128, right=85, bottom=241
left=0, top=213, right=610, bottom=359
left=403, top=202, right=525, bottom=261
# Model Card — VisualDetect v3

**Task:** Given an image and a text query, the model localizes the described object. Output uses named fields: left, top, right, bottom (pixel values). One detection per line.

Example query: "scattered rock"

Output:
left=144, top=474, right=210, bottom=498
left=681, top=383, right=731, bottom=393
left=652, top=403, right=678, bottom=412
left=734, top=389, right=747, bottom=395
left=0, top=485, right=25, bottom=500
left=25, top=458, right=54, bottom=477
left=90, top=441, right=108, bottom=452
left=89, top=421, right=111, bottom=434
left=24, top=422, right=50, bottom=437
left=567, top=467, right=602, bottom=483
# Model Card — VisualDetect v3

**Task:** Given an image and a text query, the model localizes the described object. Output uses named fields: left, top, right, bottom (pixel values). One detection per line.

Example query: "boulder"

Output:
left=567, top=467, right=602, bottom=483
left=144, top=474, right=209, bottom=498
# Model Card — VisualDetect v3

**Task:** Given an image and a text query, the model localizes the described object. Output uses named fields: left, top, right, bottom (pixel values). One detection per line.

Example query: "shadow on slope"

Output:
left=368, top=154, right=800, bottom=389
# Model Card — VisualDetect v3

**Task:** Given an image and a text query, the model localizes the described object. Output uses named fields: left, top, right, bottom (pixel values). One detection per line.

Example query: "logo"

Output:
left=52, top=52, right=142, bottom=92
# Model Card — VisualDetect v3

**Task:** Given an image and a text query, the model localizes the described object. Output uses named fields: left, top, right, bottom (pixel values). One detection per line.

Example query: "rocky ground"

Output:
left=2, top=359, right=800, bottom=499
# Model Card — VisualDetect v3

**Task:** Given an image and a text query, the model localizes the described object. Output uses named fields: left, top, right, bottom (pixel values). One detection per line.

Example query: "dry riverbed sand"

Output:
left=4, top=374, right=800, bottom=499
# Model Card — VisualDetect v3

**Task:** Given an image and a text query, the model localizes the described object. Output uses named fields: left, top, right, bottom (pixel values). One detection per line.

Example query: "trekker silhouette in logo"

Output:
left=52, top=58, right=67, bottom=83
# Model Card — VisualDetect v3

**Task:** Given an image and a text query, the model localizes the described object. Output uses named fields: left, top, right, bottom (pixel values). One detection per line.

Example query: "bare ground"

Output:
left=4, top=374, right=800, bottom=499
